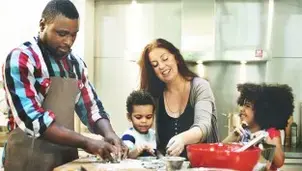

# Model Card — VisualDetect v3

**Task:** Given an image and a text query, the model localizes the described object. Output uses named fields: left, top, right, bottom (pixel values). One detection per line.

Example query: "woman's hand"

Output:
left=166, top=134, right=185, bottom=156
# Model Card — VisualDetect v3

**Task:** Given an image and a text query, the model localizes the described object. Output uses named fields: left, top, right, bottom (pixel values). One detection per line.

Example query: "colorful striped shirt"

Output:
left=2, top=37, right=109, bottom=137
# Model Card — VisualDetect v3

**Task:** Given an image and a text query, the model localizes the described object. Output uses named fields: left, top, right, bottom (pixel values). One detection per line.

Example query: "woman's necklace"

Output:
left=164, top=80, right=187, bottom=116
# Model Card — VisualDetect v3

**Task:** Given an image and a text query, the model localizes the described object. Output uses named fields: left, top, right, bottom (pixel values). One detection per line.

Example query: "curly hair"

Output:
left=237, top=83, right=294, bottom=130
left=126, top=90, right=156, bottom=117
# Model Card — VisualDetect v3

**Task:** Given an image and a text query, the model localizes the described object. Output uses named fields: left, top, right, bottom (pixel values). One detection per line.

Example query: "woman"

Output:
left=138, top=38, right=219, bottom=158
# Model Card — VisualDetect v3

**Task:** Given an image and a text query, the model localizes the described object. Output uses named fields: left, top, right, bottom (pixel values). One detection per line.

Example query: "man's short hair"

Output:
left=42, top=0, right=79, bottom=23
left=126, top=90, right=155, bottom=115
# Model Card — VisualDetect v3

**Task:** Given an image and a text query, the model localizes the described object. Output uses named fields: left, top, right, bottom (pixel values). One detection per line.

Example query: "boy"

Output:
left=121, top=90, right=156, bottom=159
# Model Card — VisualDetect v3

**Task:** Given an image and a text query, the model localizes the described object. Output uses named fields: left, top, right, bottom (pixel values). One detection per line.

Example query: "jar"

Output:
left=291, top=121, right=298, bottom=148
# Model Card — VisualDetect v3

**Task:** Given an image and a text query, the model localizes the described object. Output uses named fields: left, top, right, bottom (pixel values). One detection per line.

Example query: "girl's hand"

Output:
left=233, top=122, right=249, bottom=138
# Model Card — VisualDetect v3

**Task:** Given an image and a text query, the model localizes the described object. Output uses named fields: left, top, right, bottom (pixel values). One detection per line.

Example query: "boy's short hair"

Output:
left=237, top=83, right=294, bottom=130
left=126, top=90, right=155, bottom=116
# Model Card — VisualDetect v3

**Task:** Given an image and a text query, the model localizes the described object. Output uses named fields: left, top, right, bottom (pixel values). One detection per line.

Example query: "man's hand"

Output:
left=104, top=132, right=129, bottom=159
left=83, top=138, right=116, bottom=160
left=166, top=134, right=185, bottom=156
left=93, top=119, right=129, bottom=159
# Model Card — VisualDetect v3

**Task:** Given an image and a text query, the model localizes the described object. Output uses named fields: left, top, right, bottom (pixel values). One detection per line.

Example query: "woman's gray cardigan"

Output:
left=155, top=77, right=219, bottom=143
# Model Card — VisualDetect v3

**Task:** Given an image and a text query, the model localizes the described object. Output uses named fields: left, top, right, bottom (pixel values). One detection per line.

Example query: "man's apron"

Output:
left=4, top=74, right=80, bottom=171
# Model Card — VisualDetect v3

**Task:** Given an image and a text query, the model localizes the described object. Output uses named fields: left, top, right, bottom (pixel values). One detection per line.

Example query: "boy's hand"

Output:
left=128, top=144, right=155, bottom=158
left=144, top=144, right=155, bottom=156
left=128, top=144, right=145, bottom=158
left=136, top=144, right=146, bottom=155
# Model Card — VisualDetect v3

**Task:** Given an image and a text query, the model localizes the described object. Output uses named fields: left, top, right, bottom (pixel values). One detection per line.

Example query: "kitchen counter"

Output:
left=54, top=159, right=239, bottom=171
left=282, top=145, right=302, bottom=171
left=284, top=145, right=302, bottom=158
left=54, top=145, right=302, bottom=171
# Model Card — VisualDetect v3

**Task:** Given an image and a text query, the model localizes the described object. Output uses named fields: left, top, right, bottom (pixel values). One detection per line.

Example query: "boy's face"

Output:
left=129, top=105, right=154, bottom=134
left=239, top=101, right=255, bottom=127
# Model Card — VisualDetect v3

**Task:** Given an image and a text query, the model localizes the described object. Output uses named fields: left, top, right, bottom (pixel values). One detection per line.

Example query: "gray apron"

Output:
left=4, top=76, right=80, bottom=171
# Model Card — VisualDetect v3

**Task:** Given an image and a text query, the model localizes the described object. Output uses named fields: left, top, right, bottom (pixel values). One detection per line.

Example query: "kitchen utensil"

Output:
left=259, top=143, right=276, bottom=162
left=162, top=156, right=186, bottom=170
left=187, top=143, right=261, bottom=171
left=234, top=131, right=268, bottom=152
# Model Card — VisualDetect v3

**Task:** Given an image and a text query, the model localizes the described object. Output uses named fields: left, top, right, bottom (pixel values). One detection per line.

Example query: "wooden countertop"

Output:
left=53, top=158, right=239, bottom=171
left=53, top=158, right=151, bottom=171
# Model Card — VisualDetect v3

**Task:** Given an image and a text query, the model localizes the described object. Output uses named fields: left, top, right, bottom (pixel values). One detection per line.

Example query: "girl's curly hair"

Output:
left=237, top=83, right=294, bottom=130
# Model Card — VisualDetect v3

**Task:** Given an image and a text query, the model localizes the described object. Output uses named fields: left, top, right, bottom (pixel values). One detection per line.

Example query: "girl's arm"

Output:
left=266, top=135, right=284, bottom=168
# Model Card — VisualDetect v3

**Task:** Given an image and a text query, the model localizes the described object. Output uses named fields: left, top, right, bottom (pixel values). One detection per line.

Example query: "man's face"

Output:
left=129, top=105, right=154, bottom=134
left=39, top=14, right=79, bottom=58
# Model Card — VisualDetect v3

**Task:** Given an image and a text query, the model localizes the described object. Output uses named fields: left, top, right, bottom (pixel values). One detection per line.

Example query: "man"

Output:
left=2, top=0, right=127, bottom=170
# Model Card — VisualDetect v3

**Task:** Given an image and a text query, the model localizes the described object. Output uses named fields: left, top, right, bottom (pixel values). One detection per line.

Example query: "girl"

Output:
left=223, top=83, right=294, bottom=170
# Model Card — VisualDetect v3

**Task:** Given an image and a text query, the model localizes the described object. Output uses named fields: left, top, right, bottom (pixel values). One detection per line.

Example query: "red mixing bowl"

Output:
left=187, top=143, right=261, bottom=171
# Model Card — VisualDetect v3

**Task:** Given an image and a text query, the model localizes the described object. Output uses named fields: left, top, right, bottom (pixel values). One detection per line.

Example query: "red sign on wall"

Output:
left=255, top=49, right=263, bottom=58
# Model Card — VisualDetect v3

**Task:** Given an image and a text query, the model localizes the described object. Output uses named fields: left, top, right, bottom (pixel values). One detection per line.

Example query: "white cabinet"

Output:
left=181, top=0, right=215, bottom=60
left=272, top=1, right=302, bottom=58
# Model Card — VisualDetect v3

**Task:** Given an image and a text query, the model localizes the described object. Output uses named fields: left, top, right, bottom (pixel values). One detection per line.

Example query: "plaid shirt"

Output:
left=2, top=37, right=109, bottom=137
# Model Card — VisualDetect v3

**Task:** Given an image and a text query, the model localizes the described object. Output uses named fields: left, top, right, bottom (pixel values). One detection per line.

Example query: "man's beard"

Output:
left=44, top=34, right=70, bottom=59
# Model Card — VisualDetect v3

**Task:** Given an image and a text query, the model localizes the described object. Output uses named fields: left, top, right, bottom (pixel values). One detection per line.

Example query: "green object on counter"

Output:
left=291, top=122, right=298, bottom=147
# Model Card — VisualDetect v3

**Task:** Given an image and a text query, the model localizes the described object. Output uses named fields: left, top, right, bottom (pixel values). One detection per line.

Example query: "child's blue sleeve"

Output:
left=122, top=134, right=136, bottom=151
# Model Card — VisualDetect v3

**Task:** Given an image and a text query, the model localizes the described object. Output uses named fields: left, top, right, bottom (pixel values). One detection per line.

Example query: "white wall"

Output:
left=94, top=0, right=182, bottom=136
left=271, top=1, right=302, bottom=57
left=0, top=0, right=86, bottom=79
left=0, top=0, right=89, bottom=131
left=0, top=0, right=47, bottom=81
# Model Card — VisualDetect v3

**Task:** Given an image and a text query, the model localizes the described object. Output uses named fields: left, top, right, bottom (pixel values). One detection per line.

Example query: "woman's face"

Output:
left=148, top=48, right=179, bottom=83
left=239, top=101, right=255, bottom=127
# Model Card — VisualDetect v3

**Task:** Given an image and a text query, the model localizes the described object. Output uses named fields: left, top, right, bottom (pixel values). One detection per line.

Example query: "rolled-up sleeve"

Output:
left=191, top=78, right=216, bottom=142
left=3, top=50, right=55, bottom=137
left=75, top=60, right=109, bottom=133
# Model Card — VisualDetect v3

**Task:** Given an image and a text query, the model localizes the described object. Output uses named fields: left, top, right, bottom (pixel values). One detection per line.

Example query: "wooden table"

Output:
left=53, top=158, right=238, bottom=171
left=53, top=157, right=151, bottom=171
